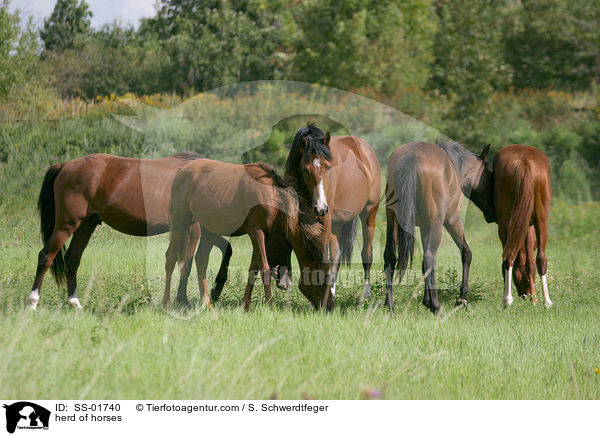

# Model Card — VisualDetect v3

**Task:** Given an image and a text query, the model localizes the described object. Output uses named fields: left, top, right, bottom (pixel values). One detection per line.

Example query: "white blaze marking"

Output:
left=542, top=274, right=552, bottom=308
left=26, top=289, right=40, bottom=311
left=503, top=266, right=513, bottom=307
left=312, top=161, right=328, bottom=213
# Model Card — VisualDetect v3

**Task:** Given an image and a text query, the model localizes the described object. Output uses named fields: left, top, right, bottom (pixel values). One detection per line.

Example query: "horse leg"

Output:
left=516, top=226, right=538, bottom=303
left=323, top=233, right=341, bottom=309
left=210, top=235, right=233, bottom=302
left=498, top=221, right=514, bottom=308
left=64, top=217, right=99, bottom=309
left=444, top=215, right=472, bottom=307
left=383, top=208, right=398, bottom=310
left=29, top=193, right=86, bottom=310
left=526, top=227, right=538, bottom=303
left=194, top=232, right=215, bottom=310
left=534, top=214, right=552, bottom=308
left=175, top=224, right=201, bottom=306
left=242, top=255, right=259, bottom=312
left=421, top=221, right=443, bottom=314
left=250, top=228, right=273, bottom=307
left=28, top=227, right=75, bottom=310
left=360, top=205, right=378, bottom=301
left=162, top=236, right=177, bottom=309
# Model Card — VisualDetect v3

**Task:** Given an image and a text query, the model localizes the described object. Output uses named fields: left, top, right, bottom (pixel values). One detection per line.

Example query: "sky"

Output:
left=9, top=0, right=157, bottom=29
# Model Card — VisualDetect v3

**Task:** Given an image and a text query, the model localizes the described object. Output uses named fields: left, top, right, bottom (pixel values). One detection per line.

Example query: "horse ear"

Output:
left=300, top=136, right=308, bottom=149
left=323, top=132, right=331, bottom=147
left=480, top=144, right=491, bottom=161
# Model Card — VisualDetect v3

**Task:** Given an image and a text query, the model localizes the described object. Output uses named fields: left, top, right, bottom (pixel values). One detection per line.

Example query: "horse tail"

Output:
left=338, top=217, right=358, bottom=265
left=393, top=154, right=416, bottom=272
left=503, top=161, right=534, bottom=264
left=38, top=163, right=66, bottom=286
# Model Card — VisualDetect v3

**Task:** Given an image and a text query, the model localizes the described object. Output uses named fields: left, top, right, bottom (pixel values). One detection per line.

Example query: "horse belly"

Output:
left=191, top=199, right=250, bottom=236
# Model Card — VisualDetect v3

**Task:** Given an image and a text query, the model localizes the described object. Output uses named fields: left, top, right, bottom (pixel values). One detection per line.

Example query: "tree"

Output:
left=428, top=0, right=511, bottom=142
left=0, top=0, right=39, bottom=100
left=291, top=0, right=437, bottom=95
left=40, top=0, right=92, bottom=51
left=140, top=0, right=286, bottom=93
left=504, top=0, right=600, bottom=90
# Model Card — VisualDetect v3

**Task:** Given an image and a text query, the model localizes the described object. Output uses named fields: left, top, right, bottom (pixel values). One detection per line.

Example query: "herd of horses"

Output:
left=25, top=123, right=553, bottom=313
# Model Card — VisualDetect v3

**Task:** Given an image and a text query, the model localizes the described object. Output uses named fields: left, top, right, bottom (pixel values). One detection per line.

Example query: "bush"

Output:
left=557, top=159, right=592, bottom=203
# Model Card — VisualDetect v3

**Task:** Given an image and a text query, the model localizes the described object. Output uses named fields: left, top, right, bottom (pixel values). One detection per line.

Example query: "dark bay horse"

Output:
left=384, top=141, right=495, bottom=313
left=162, top=159, right=333, bottom=311
left=27, top=153, right=232, bottom=310
left=493, top=144, right=552, bottom=308
left=273, top=125, right=381, bottom=302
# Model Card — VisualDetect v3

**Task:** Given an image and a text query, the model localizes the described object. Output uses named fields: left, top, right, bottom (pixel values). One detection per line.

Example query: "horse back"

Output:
left=329, top=135, right=382, bottom=217
left=55, top=153, right=200, bottom=235
left=171, top=159, right=289, bottom=236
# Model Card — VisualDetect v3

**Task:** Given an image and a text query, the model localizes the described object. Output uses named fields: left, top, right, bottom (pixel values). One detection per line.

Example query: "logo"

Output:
left=2, top=402, right=50, bottom=434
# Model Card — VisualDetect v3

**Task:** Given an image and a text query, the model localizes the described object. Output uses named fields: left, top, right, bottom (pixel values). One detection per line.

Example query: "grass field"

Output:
left=1, top=194, right=599, bottom=400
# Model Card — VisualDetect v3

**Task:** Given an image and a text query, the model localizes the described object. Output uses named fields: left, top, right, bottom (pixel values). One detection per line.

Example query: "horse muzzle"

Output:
left=313, top=205, right=329, bottom=217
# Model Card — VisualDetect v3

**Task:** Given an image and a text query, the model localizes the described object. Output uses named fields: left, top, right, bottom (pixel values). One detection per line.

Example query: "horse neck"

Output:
left=451, top=152, right=480, bottom=198
left=286, top=202, right=328, bottom=264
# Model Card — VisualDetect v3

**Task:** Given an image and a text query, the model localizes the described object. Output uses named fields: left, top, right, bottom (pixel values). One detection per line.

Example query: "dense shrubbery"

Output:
left=1, top=0, right=599, bottom=204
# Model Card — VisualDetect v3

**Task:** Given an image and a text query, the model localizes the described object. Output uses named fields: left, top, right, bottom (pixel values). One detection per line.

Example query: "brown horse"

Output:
left=493, top=144, right=552, bottom=308
left=26, top=153, right=232, bottom=310
left=271, top=125, right=381, bottom=302
left=384, top=141, right=494, bottom=313
left=162, top=159, right=332, bottom=310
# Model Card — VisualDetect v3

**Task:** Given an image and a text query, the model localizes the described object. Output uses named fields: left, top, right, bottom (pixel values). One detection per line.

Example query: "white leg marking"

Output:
left=542, top=274, right=552, bottom=309
left=331, top=280, right=336, bottom=298
left=503, top=266, right=513, bottom=307
left=26, top=289, right=40, bottom=311
left=68, top=291, right=83, bottom=310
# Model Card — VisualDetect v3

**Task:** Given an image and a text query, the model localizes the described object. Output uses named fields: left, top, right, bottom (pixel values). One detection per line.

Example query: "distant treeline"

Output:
left=3, top=0, right=599, bottom=99
left=1, top=0, right=599, bottom=202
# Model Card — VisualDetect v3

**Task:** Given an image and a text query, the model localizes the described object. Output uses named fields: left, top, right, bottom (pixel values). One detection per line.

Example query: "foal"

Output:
left=162, top=160, right=330, bottom=310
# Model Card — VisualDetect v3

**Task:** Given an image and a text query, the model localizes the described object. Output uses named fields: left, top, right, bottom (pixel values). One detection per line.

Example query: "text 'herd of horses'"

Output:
left=26, top=123, right=553, bottom=314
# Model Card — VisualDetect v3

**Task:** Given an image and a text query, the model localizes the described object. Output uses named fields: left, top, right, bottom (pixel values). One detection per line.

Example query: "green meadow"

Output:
left=1, top=183, right=599, bottom=399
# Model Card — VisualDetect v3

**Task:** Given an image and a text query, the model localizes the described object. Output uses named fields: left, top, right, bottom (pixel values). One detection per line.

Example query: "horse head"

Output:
left=285, top=124, right=333, bottom=217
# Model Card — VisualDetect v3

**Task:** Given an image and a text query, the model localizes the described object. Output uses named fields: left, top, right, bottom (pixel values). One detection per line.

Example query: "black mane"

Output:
left=173, top=151, right=204, bottom=161
left=247, top=162, right=288, bottom=189
left=284, top=123, right=332, bottom=182
left=436, top=140, right=476, bottom=177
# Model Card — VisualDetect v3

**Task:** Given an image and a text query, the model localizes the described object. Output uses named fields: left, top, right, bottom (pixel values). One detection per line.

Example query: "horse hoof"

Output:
left=545, top=301, right=553, bottom=309
left=26, top=291, right=40, bottom=311
left=210, top=287, right=220, bottom=302
left=456, top=298, right=468, bottom=308
left=67, top=297, right=83, bottom=310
